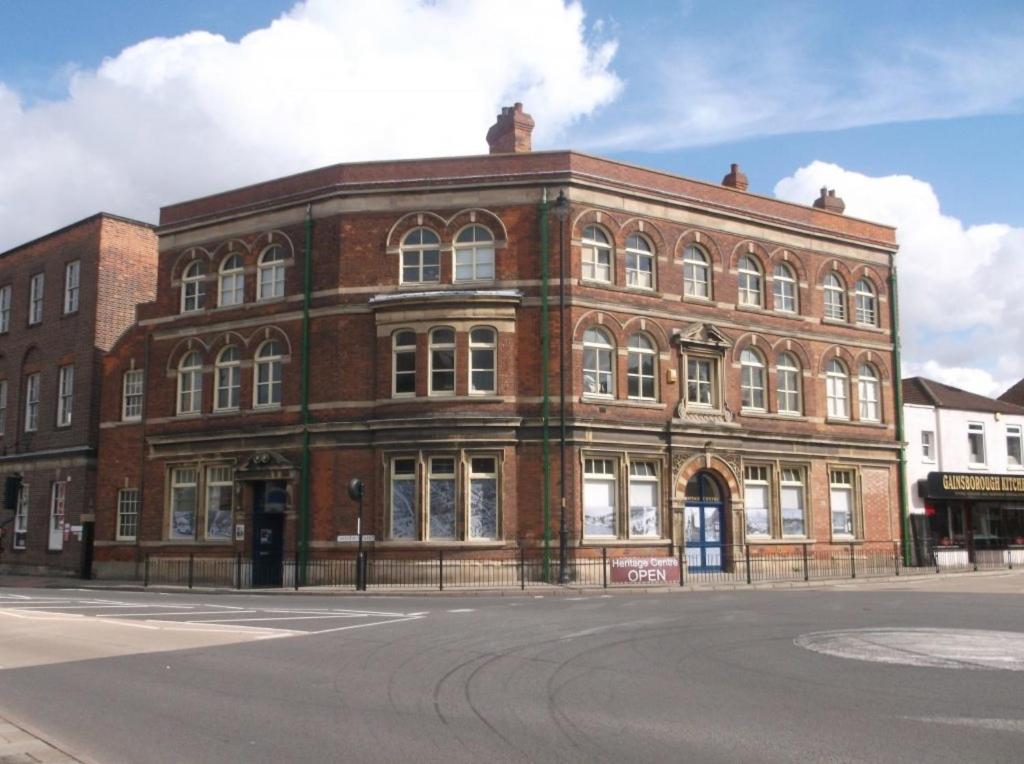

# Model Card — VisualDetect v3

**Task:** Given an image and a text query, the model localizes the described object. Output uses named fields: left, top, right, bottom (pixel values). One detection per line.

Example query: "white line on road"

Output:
left=194, top=614, right=370, bottom=623
left=446, top=608, right=475, bottom=613
left=908, top=717, right=1024, bottom=733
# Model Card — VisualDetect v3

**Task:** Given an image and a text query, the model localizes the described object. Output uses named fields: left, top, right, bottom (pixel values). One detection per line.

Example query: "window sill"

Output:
left=373, top=540, right=507, bottom=549
left=744, top=538, right=815, bottom=545
left=580, top=278, right=614, bottom=287
left=966, top=464, right=989, bottom=471
left=580, top=538, right=672, bottom=546
left=580, top=396, right=666, bottom=410
left=735, top=304, right=766, bottom=314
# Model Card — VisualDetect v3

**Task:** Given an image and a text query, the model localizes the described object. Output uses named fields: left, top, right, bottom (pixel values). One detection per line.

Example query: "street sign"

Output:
left=337, top=534, right=375, bottom=543
left=609, top=556, right=680, bottom=584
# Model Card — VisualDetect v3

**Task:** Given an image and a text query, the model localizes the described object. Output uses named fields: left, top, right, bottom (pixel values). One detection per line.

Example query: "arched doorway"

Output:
left=684, top=471, right=726, bottom=572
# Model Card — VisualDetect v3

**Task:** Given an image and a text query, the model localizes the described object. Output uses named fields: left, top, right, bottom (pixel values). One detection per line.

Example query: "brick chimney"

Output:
left=486, top=103, right=535, bottom=154
left=813, top=187, right=846, bottom=214
left=721, top=163, right=749, bottom=191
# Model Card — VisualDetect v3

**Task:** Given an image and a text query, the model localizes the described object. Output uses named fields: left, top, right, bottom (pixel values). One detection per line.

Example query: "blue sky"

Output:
left=1, top=0, right=1023, bottom=393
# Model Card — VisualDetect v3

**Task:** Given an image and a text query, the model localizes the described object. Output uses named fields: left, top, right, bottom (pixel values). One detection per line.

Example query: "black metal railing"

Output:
left=138, top=538, right=1023, bottom=591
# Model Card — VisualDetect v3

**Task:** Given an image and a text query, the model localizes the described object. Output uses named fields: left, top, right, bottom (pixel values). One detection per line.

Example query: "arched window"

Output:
left=826, top=359, right=849, bottom=419
left=858, top=363, right=880, bottom=421
left=401, top=228, right=441, bottom=284
left=855, top=279, right=877, bottom=326
left=454, top=225, right=495, bottom=282
left=824, top=273, right=846, bottom=321
left=428, top=327, right=455, bottom=394
left=392, top=330, right=417, bottom=396
left=582, top=328, right=614, bottom=396
left=581, top=226, right=612, bottom=283
left=683, top=245, right=710, bottom=299
left=740, top=348, right=766, bottom=410
left=776, top=352, right=802, bottom=415
left=218, top=255, right=244, bottom=307
left=468, top=326, right=496, bottom=394
left=254, top=341, right=283, bottom=407
left=257, top=245, right=286, bottom=301
left=181, top=261, right=206, bottom=313
left=773, top=263, right=797, bottom=313
left=214, top=346, right=241, bottom=411
left=627, top=334, right=657, bottom=400
left=177, top=351, right=203, bottom=414
left=625, top=234, right=654, bottom=289
left=737, top=255, right=762, bottom=307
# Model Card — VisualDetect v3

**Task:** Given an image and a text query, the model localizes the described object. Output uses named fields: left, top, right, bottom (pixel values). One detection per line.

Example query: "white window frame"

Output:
left=854, top=278, right=877, bottom=326
left=254, top=341, right=284, bottom=408
left=218, top=254, right=245, bottom=307
left=583, top=457, right=617, bottom=539
left=773, top=263, right=797, bottom=313
left=427, top=456, right=457, bottom=540
left=56, top=364, right=74, bottom=427
left=180, top=260, right=206, bottom=313
left=823, top=273, right=847, bottom=321
left=826, top=360, right=849, bottom=420
left=468, top=326, right=496, bottom=395
left=737, top=255, right=763, bottom=308
left=858, top=364, right=880, bottom=422
left=0, top=284, right=10, bottom=333
left=740, top=349, right=766, bottom=411
left=921, top=430, right=935, bottom=462
left=453, top=225, right=495, bottom=283
left=204, top=465, right=234, bottom=540
left=428, top=327, right=456, bottom=396
left=582, top=328, right=615, bottom=397
left=122, top=369, right=144, bottom=421
left=1007, top=425, right=1023, bottom=468
left=24, top=372, right=40, bottom=432
left=628, top=461, right=660, bottom=538
left=624, top=233, right=654, bottom=290
left=49, top=480, right=66, bottom=551
left=13, top=483, right=28, bottom=549
left=63, top=260, right=80, bottom=314
left=467, top=456, right=499, bottom=540
left=683, top=245, right=710, bottom=299
left=257, top=245, right=286, bottom=301
left=215, top=347, right=241, bottom=411
left=389, top=457, right=418, bottom=540
left=780, top=467, right=807, bottom=538
left=0, top=379, right=7, bottom=435
left=829, top=469, right=855, bottom=538
left=169, top=467, right=198, bottom=540
left=686, top=356, right=716, bottom=408
left=627, top=334, right=657, bottom=401
left=29, top=273, right=44, bottom=325
left=177, top=352, right=203, bottom=415
left=392, top=330, right=417, bottom=397
left=400, top=228, right=441, bottom=285
left=117, top=488, right=139, bottom=541
left=776, top=353, right=801, bottom=415
left=581, top=226, right=612, bottom=284
left=744, top=465, right=771, bottom=538
left=968, top=422, right=986, bottom=466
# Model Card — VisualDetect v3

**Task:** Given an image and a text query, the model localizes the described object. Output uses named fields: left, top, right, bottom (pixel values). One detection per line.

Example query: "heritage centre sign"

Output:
left=921, top=471, right=1024, bottom=501
left=609, top=556, right=681, bottom=584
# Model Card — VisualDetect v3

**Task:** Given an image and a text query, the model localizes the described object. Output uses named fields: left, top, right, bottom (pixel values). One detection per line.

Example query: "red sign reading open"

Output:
left=609, top=556, right=680, bottom=585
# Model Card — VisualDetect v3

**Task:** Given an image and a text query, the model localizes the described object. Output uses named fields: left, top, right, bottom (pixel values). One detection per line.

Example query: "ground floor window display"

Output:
left=583, top=456, right=664, bottom=540
left=918, top=471, right=1024, bottom=561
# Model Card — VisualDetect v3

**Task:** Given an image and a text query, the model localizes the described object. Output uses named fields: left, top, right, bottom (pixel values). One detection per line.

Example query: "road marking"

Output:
left=196, top=614, right=370, bottom=623
left=447, top=608, right=475, bottom=613
left=907, top=717, right=1024, bottom=733
left=297, top=615, right=423, bottom=635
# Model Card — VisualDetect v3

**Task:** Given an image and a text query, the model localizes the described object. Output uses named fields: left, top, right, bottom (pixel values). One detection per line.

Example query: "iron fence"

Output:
left=140, top=538, right=1022, bottom=591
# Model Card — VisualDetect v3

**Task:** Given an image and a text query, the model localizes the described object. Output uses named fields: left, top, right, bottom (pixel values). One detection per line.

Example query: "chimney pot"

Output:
left=486, top=102, right=535, bottom=154
left=813, top=187, right=846, bottom=214
left=721, top=163, right=749, bottom=191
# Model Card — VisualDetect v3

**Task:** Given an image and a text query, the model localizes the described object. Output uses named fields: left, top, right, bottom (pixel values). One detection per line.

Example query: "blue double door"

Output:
left=685, top=502, right=723, bottom=572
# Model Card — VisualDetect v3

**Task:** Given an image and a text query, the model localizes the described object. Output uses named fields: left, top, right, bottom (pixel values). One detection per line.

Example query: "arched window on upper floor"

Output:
left=855, top=279, right=877, bottom=326
left=177, top=351, right=203, bottom=415
left=401, top=228, right=441, bottom=285
left=776, top=352, right=802, bottom=415
left=582, top=327, right=614, bottom=397
left=581, top=226, right=612, bottom=284
left=257, top=245, right=286, bottom=301
left=181, top=261, right=206, bottom=313
left=858, top=363, right=881, bottom=421
left=737, top=255, right=763, bottom=308
left=218, top=255, right=244, bottom=308
left=826, top=359, right=850, bottom=419
left=824, top=273, right=847, bottom=321
left=740, top=348, right=766, bottom=411
left=625, top=234, right=654, bottom=290
left=254, top=341, right=284, bottom=407
left=627, top=333, right=657, bottom=400
left=454, top=225, right=495, bottom=283
left=773, top=263, right=797, bottom=314
left=214, top=346, right=241, bottom=411
left=683, top=245, right=711, bottom=299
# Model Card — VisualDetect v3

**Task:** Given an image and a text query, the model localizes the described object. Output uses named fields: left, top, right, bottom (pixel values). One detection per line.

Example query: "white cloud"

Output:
left=0, top=0, right=621, bottom=251
left=775, top=161, right=1024, bottom=398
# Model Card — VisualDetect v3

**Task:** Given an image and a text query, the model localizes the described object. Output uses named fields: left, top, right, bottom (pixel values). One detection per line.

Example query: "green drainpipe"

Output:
left=890, top=262, right=911, bottom=564
left=299, top=204, right=314, bottom=585
left=539, top=191, right=552, bottom=581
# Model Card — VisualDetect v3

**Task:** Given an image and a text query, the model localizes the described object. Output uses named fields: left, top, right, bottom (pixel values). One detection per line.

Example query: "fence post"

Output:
left=1010, top=549, right=1015, bottom=571
left=144, top=554, right=150, bottom=587
left=439, top=549, right=444, bottom=592
left=802, top=543, right=809, bottom=582
left=849, top=544, right=856, bottom=579
left=602, top=547, right=608, bottom=589
left=745, top=544, right=752, bottom=585
left=520, top=547, right=525, bottom=590
left=679, top=542, right=685, bottom=587
left=188, top=553, right=194, bottom=589
left=894, top=542, right=900, bottom=576
left=236, top=553, right=242, bottom=589
left=295, top=551, right=300, bottom=590
left=934, top=547, right=940, bottom=574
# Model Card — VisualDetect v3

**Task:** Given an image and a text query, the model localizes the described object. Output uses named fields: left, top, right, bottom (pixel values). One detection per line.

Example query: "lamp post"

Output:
left=552, top=191, right=571, bottom=584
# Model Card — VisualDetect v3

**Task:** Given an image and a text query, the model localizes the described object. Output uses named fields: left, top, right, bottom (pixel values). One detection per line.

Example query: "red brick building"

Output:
left=93, top=105, right=901, bottom=582
left=0, top=214, right=156, bottom=575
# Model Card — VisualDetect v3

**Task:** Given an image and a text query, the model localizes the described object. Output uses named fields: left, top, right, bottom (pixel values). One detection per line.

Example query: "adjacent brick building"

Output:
left=0, top=214, right=157, bottom=575
left=93, top=105, right=902, bottom=582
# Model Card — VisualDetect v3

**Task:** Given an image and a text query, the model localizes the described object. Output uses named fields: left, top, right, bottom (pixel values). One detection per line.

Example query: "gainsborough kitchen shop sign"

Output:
left=919, top=472, right=1024, bottom=501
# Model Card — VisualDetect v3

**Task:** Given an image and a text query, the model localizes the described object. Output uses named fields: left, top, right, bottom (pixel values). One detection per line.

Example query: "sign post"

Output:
left=347, top=478, right=366, bottom=590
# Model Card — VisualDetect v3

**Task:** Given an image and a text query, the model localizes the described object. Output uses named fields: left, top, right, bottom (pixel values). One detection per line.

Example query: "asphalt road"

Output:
left=1, top=574, right=1022, bottom=763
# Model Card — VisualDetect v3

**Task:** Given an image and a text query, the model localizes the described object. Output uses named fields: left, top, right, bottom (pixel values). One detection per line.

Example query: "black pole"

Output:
left=557, top=193, right=570, bottom=585
left=357, top=493, right=365, bottom=591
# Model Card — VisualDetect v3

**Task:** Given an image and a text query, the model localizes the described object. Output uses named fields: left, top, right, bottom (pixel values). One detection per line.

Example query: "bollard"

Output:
left=679, top=543, right=685, bottom=587
left=236, top=553, right=242, bottom=589
left=894, top=542, right=900, bottom=576
left=144, top=554, right=150, bottom=587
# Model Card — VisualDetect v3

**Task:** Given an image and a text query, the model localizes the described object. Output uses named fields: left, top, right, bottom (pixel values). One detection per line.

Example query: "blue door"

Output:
left=684, top=472, right=725, bottom=572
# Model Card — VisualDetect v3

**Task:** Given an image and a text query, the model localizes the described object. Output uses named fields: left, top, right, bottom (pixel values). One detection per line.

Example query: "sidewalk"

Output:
left=0, top=716, right=82, bottom=764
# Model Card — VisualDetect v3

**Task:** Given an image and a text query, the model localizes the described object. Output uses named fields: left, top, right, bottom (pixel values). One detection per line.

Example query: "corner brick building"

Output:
left=93, top=105, right=902, bottom=582
left=0, top=214, right=156, bottom=575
